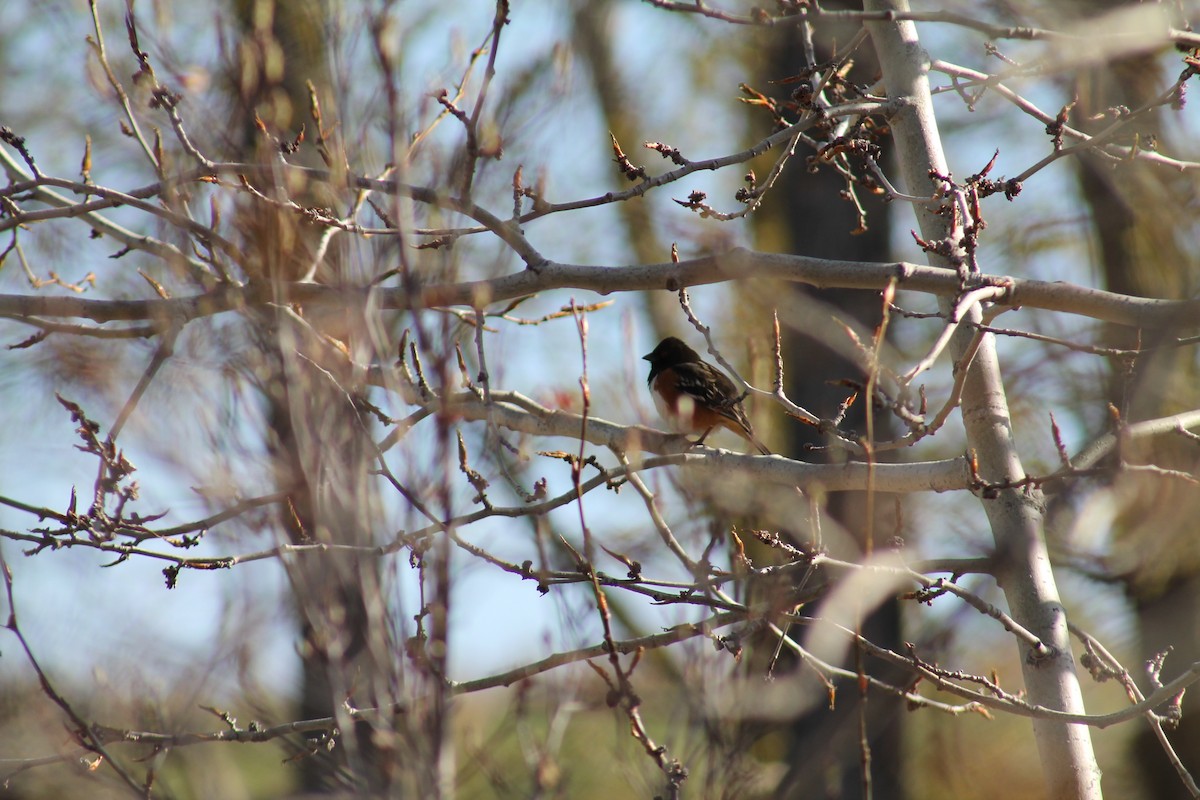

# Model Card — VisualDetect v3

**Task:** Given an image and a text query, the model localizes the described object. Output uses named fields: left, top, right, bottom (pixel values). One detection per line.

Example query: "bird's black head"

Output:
left=643, top=336, right=702, bottom=368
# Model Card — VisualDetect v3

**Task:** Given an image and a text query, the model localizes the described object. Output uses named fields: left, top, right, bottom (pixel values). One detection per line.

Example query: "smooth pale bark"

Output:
left=864, top=3, right=1104, bottom=798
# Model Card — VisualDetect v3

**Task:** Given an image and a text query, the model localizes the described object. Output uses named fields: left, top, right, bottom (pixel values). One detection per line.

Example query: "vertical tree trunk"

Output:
left=753, top=13, right=906, bottom=799
left=226, top=1, right=386, bottom=792
left=865, top=3, right=1103, bottom=797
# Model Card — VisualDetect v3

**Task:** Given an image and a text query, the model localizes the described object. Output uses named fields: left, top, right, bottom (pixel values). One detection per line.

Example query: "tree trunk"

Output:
left=866, top=3, right=1103, bottom=797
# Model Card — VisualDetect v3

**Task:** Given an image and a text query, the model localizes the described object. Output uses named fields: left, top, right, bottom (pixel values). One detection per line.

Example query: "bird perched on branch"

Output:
left=643, top=336, right=771, bottom=455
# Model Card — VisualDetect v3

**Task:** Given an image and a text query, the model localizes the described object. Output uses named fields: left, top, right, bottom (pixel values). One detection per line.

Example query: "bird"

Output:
left=643, top=336, right=771, bottom=455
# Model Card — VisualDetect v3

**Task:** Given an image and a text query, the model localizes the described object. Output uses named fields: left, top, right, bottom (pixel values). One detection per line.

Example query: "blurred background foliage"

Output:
left=0, top=0, right=1197, bottom=797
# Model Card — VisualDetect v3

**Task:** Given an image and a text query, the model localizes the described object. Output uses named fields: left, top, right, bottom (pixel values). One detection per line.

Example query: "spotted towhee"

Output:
left=643, top=336, right=771, bottom=455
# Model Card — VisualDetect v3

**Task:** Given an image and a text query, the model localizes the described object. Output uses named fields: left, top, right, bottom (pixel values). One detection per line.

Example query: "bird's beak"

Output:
left=642, top=352, right=652, bottom=361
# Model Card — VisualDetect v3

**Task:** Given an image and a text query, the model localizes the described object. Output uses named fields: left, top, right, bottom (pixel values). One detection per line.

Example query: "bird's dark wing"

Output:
left=656, top=358, right=770, bottom=454
left=671, top=361, right=750, bottom=426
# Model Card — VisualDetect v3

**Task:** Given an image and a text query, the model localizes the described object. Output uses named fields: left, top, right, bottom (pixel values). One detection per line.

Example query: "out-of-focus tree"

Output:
left=0, top=2, right=1198, bottom=799
left=1053, top=1, right=1200, bottom=797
